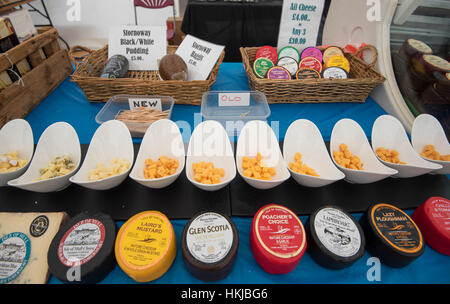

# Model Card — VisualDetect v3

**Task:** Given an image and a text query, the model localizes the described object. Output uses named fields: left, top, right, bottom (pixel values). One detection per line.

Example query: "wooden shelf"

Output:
left=0, top=0, right=34, bottom=14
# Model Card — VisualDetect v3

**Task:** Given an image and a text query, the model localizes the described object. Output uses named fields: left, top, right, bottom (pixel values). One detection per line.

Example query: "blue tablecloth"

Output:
left=24, top=63, right=449, bottom=284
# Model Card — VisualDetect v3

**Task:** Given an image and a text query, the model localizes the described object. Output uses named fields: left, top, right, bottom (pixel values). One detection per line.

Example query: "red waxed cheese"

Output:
left=250, top=204, right=307, bottom=274
left=412, top=197, right=450, bottom=256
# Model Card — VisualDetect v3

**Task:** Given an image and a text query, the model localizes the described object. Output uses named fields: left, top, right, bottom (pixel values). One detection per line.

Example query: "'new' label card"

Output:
left=129, top=98, right=162, bottom=111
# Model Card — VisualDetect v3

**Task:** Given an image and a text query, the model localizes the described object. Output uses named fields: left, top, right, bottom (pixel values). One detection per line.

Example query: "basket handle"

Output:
left=69, top=45, right=93, bottom=69
left=355, top=44, right=378, bottom=67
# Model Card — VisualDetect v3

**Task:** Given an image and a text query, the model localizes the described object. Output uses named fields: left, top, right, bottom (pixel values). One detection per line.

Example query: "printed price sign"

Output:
left=277, top=0, right=325, bottom=51
left=128, top=98, right=162, bottom=111
left=218, top=93, right=250, bottom=107
left=108, top=25, right=166, bottom=71
left=175, top=35, right=224, bottom=81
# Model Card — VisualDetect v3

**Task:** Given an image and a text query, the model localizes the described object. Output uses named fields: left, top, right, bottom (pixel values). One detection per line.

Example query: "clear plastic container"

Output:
left=95, top=95, right=174, bottom=137
left=201, top=91, right=271, bottom=136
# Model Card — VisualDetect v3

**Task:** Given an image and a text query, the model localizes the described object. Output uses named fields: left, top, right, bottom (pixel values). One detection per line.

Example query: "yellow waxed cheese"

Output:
left=115, top=211, right=176, bottom=282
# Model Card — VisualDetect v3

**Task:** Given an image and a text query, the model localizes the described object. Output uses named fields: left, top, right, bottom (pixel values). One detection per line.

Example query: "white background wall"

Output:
left=28, top=0, right=186, bottom=49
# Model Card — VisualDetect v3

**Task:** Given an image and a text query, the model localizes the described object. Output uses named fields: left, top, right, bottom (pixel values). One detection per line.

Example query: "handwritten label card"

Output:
left=175, top=35, right=224, bottom=81
left=108, top=25, right=166, bottom=71
left=277, top=0, right=325, bottom=51
left=218, top=93, right=250, bottom=107
left=129, top=97, right=162, bottom=111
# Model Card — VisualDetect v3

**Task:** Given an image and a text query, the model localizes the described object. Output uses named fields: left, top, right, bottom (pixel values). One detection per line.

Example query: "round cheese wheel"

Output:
left=296, top=68, right=321, bottom=80
left=299, top=56, right=323, bottom=73
left=253, top=57, right=274, bottom=79
left=277, top=56, right=298, bottom=76
left=250, top=204, right=307, bottom=274
left=181, top=212, right=239, bottom=281
left=278, top=46, right=300, bottom=63
left=421, top=55, right=450, bottom=76
left=322, top=67, right=348, bottom=79
left=266, top=66, right=291, bottom=80
left=47, top=211, right=117, bottom=284
left=115, top=211, right=176, bottom=282
left=301, top=47, right=323, bottom=63
left=360, top=203, right=425, bottom=268
left=255, top=46, right=278, bottom=65
left=399, top=39, right=433, bottom=59
left=323, top=46, right=344, bottom=63
left=412, top=197, right=450, bottom=256
left=324, top=55, right=350, bottom=73
left=306, top=206, right=365, bottom=269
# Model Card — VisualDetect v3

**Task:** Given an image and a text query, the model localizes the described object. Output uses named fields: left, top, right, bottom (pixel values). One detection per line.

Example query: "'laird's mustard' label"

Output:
left=119, top=213, right=170, bottom=268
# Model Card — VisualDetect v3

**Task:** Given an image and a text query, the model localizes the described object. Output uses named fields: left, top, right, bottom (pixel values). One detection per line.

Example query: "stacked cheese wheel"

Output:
left=395, top=38, right=450, bottom=104
left=253, top=45, right=350, bottom=80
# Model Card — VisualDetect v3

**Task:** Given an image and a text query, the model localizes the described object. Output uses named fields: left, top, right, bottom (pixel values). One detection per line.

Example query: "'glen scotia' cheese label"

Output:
left=0, top=232, right=30, bottom=284
left=186, top=212, right=233, bottom=264
left=314, top=208, right=361, bottom=258
left=182, top=211, right=239, bottom=281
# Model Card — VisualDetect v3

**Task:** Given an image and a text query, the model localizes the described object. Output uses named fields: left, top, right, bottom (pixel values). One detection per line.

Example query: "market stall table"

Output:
left=15, top=62, right=450, bottom=284
left=181, top=0, right=331, bottom=62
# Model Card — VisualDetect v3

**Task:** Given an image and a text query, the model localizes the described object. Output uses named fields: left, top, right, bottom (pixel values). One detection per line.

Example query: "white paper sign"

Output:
left=277, top=0, right=325, bottom=51
left=108, top=25, right=167, bottom=71
left=218, top=93, right=250, bottom=107
left=175, top=35, right=224, bottom=81
left=129, top=98, right=162, bottom=111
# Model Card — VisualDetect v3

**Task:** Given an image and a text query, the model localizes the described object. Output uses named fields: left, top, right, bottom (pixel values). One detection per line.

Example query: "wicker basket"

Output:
left=240, top=46, right=385, bottom=103
left=69, top=45, right=225, bottom=105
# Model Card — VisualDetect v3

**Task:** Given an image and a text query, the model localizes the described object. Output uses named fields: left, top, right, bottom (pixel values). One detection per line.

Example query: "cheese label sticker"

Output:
left=428, top=198, right=450, bottom=235
left=119, top=213, right=171, bottom=268
left=186, top=212, right=233, bottom=264
left=0, top=232, right=31, bottom=284
left=314, top=208, right=361, bottom=257
left=29, top=215, right=49, bottom=238
left=58, top=219, right=106, bottom=267
left=371, top=204, right=423, bottom=253
left=255, top=206, right=306, bottom=258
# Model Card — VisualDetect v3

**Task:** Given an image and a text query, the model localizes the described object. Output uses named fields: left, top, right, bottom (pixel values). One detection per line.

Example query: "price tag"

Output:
left=277, top=0, right=325, bottom=51
left=108, top=25, right=166, bottom=71
left=128, top=98, right=162, bottom=111
left=175, top=35, right=225, bottom=81
left=218, top=93, right=250, bottom=107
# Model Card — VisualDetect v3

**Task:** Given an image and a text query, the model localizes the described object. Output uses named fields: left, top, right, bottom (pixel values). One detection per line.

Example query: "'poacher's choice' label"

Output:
left=119, top=213, right=171, bottom=268
left=186, top=212, right=233, bottom=264
left=314, top=208, right=361, bottom=257
left=58, top=219, right=105, bottom=267
left=371, top=204, right=423, bottom=253
left=255, top=205, right=306, bottom=258
left=0, top=232, right=30, bottom=284
left=428, top=198, right=450, bottom=231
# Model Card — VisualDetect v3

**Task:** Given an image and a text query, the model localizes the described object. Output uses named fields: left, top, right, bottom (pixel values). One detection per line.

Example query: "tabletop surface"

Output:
left=21, top=62, right=450, bottom=284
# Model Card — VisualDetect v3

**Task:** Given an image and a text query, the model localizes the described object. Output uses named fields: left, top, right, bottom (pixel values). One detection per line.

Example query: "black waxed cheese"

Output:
left=306, top=206, right=365, bottom=269
left=360, top=203, right=425, bottom=268
left=181, top=211, right=238, bottom=282
left=47, top=211, right=116, bottom=284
